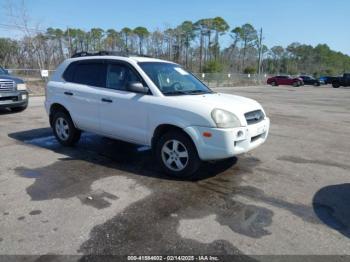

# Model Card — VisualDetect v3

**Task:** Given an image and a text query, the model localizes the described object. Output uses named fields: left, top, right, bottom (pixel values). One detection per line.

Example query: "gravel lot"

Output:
left=0, top=85, right=349, bottom=260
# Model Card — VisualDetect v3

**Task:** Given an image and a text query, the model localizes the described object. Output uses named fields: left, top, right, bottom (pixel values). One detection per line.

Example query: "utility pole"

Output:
left=67, top=27, right=72, bottom=57
left=257, top=28, right=263, bottom=75
left=199, top=32, right=203, bottom=72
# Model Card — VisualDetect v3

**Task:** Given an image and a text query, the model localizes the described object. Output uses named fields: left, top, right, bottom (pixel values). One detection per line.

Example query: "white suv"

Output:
left=45, top=52, right=270, bottom=178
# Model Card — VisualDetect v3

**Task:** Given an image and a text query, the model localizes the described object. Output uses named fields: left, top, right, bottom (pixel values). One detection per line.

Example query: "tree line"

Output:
left=1, top=17, right=350, bottom=76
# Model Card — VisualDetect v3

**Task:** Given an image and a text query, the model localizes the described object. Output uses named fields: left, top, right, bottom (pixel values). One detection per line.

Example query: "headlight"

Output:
left=211, top=108, right=241, bottom=128
left=17, top=83, right=27, bottom=91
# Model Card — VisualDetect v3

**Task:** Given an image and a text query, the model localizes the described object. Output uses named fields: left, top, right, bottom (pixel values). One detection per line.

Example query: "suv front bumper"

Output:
left=184, top=118, right=270, bottom=161
left=0, top=91, right=29, bottom=109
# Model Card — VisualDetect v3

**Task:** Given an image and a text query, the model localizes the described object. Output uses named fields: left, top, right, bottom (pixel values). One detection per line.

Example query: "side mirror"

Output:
left=126, top=81, right=149, bottom=94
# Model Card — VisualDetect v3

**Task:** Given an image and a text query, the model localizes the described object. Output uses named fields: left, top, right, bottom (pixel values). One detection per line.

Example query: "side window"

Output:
left=106, top=64, right=142, bottom=91
left=63, top=63, right=77, bottom=82
left=73, top=62, right=106, bottom=87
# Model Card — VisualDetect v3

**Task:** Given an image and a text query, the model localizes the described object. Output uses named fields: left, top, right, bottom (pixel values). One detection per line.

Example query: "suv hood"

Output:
left=0, top=74, right=24, bottom=84
left=168, top=92, right=264, bottom=125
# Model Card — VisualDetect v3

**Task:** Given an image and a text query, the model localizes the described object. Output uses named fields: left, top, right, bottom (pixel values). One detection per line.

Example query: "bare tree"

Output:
left=4, top=0, right=46, bottom=69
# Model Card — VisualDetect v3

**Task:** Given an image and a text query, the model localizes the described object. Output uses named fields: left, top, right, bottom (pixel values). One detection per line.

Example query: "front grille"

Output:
left=0, top=96, right=18, bottom=102
left=245, top=110, right=265, bottom=125
left=251, top=134, right=263, bottom=143
left=0, top=79, right=15, bottom=92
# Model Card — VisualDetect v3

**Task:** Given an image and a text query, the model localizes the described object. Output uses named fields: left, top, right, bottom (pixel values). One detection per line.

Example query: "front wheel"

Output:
left=52, top=111, right=81, bottom=146
left=11, top=105, right=28, bottom=112
left=156, top=131, right=201, bottom=179
left=293, top=81, right=300, bottom=87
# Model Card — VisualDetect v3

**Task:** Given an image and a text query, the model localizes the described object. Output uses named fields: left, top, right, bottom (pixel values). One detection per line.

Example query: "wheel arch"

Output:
left=49, top=103, right=72, bottom=127
left=151, top=124, right=196, bottom=151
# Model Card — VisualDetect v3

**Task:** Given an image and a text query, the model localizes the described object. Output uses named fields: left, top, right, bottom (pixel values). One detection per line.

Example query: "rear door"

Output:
left=63, top=60, right=106, bottom=132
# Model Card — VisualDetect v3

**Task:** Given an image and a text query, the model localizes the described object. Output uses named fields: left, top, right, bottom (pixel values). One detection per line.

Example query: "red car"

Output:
left=267, top=75, right=303, bottom=87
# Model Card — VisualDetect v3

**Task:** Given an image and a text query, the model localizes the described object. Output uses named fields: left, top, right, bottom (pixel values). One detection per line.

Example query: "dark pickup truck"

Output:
left=332, top=73, right=350, bottom=88
left=0, top=66, right=28, bottom=112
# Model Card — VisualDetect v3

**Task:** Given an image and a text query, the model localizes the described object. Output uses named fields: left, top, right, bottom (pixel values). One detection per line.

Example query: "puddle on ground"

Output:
left=78, top=173, right=268, bottom=257
left=278, top=156, right=350, bottom=170
left=78, top=190, right=119, bottom=210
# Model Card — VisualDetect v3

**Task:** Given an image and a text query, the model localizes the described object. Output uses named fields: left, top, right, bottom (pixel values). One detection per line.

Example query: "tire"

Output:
left=52, top=111, right=81, bottom=146
left=293, top=81, right=299, bottom=87
left=271, top=81, right=277, bottom=86
left=156, top=130, right=201, bottom=179
left=332, top=82, right=340, bottom=88
left=11, top=105, right=27, bottom=112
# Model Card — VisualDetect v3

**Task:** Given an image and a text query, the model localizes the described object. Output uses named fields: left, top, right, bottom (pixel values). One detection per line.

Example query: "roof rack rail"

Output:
left=71, top=51, right=128, bottom=58
left=71, top=51, right=155, bottom=59
left=128, top=54, right=154, bottom=58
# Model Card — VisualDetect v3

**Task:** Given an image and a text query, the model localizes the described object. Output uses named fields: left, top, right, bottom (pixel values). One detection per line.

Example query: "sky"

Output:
left=0, top=0, right=349, bottom=55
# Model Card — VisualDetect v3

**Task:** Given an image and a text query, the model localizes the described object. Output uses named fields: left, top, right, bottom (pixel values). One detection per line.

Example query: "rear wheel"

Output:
left=271, top=81, right=277, bottom=86
left=332, top=82, right=340, bottom=88
left=52, top=111, right=81, bottom=146
left=156, top=131, right=201, bottom=179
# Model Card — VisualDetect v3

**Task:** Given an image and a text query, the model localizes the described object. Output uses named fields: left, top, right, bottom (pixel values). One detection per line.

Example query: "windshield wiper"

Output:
left=163, top=90, right=213, bottom=96
left=163, top=90, right=188, bottom=96
left=185, top=90, right=212, bottom=95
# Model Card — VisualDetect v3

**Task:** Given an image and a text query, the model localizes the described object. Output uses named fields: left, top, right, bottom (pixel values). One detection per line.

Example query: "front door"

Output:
left=99, top=62, right=150, bottom=145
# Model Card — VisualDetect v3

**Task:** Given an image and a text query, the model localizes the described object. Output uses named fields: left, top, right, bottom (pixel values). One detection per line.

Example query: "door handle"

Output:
left=64, top=91, right=73, bottom=96
left=101, top=98, right=113, bottom=103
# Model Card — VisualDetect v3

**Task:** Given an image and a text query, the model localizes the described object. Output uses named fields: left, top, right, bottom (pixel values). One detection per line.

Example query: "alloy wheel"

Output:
left=161, top=139, right=189, bottom=172
left=55, top=117, right=70, bottom=141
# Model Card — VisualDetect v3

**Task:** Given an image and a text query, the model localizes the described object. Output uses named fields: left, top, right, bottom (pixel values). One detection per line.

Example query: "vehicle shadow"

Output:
left=313, top=184, right=350, bottom=238
left=0, top=108, right=16, bottom=115
left=8, top=127, right=238, bottom=182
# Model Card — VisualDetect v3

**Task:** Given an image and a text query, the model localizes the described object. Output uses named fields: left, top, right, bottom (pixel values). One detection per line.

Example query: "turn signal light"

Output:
left=203, top=132, right=212, bottom=138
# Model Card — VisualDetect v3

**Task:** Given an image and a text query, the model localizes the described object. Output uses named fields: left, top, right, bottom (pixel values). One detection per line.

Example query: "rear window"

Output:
left=63, top=61, right=106, bottom=87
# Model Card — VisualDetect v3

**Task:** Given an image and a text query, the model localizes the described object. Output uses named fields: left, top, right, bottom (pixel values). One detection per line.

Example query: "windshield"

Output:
left=0, top=67, right=8, bottom=75
left=138, top=62, right=212, bottom=96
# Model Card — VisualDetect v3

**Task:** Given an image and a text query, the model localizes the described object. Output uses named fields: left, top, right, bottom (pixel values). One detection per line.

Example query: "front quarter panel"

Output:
left=145, top=97, right=215, bottom=145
